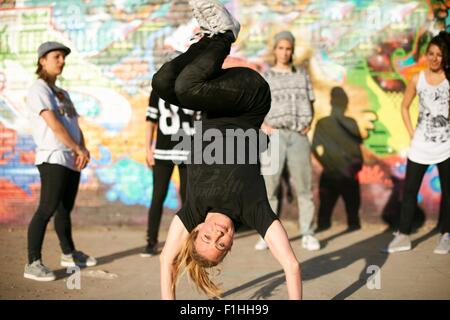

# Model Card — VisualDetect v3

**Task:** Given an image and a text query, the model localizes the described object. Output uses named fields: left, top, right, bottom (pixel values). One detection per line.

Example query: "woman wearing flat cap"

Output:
left=23, top=41, right=97, bottom=281
left=255, top=31, right=321, bottom=252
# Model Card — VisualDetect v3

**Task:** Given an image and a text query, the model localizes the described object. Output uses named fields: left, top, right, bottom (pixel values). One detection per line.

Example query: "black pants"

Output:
left=152, top=33, right=270, bottom=118
left=27, top=163, right=80, bottom=263
left=399, top=157, right=450, bottom=235
left=317, top=172, right=361, bottom=228
left=146, top=161, right=187, bottom=245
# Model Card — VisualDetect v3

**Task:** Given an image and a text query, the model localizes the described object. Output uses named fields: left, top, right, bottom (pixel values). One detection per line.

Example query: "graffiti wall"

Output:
left=0, top=0, right=449, bottom=225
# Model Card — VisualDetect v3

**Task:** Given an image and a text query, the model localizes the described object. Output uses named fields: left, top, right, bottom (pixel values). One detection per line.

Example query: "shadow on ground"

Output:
left=53, top=246, right=145, bottom=280
left=222, top=227, right=438, bottom=300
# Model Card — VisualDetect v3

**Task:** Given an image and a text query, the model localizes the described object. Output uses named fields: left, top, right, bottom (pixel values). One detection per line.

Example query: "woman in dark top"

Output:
left=154, top=0, right=302, bottom=299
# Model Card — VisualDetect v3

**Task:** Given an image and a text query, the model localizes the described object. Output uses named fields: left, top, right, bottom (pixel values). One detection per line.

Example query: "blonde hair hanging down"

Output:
left=172, top=230, right=226, bottom=298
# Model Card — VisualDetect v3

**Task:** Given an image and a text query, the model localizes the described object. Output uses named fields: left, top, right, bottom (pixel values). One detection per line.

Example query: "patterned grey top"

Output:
left=263, top=66, right=315, bottom=131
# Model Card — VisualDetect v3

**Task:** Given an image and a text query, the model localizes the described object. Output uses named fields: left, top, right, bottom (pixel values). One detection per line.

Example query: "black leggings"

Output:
left=27, top=163, right=80, bottom=263
left=146, top=161, right=187, bottom=245
left=399, top=157, right=450, bottom=234
left=152, top=33, right=270, bottom=119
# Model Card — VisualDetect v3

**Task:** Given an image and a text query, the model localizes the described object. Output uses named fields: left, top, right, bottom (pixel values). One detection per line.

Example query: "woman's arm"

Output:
left=159, top=215, right=189, bottom=300
left=80, top=130, right=87, bottom=148
left=300, top=100, right=314, bottom=135
left=264, top=220, right=302, bottom=300
left=301, top=66, right=315, bottom=135
left=78, top=130, right=90, bottom=169
left=40, top=110, right=89, bottom=169
left=401, top=75, right=418, bottom=139
left=145, top=121, right=157, bottom=167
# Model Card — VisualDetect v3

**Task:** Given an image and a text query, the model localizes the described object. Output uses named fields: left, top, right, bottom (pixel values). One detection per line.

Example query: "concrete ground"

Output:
left=0, top=215, right=449, bottom=300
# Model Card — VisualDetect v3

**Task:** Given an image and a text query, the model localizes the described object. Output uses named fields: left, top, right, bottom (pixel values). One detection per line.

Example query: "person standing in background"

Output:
left=255, top=31, right=320, bottom=251
left=385, top=31, right=450, bottom=254
left=24, top=42, right=96, bottom=282
left=141, top=89, right=198, bottom=257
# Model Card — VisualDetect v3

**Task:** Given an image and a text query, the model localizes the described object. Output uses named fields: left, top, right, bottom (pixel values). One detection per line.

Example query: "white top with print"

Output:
left=408, top=71, right=450, bottom=164
left=26, top=79, right=81, bottom=171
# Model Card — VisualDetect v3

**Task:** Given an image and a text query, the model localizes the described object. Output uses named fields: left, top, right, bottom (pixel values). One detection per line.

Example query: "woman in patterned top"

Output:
left=385, top=31, right=450, bottom=254
left=254, top=31, right=321, bottom=252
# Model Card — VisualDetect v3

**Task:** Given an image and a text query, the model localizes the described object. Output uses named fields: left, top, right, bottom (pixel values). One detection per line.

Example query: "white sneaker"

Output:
left=61, top=250, right=97, bottom=267
left=254, top=237, right=268, bottom=251
left=190, top=1, right=214, bottom=37
left=302, top=235, right=320, bottom=251
left=189, top=0, right=240, bottom=41
left=24, top=260, right=56, bottom=282
left=383, top=232, right=411, bottom=253
left=434, top=233, right=449, bottom=254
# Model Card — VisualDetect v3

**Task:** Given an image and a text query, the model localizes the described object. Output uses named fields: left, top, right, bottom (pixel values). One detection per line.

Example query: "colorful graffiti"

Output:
left=0, top=0, right=448, bottom=224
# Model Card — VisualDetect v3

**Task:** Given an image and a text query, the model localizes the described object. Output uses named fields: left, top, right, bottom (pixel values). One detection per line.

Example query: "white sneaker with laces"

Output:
left=190, top=1, right=213, bottom=37
left=189, top=0, right=240, bottom=41
left=384, top=231, right=412, bottom=253
left=61, top=250, right=97, bottom=267
left=302, top=235, right=320, bottom=251
left=254, top=237, right=268, bottom=251
left=24, top=260, right=56, bottom=282
left=434, top=233, right=449, bottom=254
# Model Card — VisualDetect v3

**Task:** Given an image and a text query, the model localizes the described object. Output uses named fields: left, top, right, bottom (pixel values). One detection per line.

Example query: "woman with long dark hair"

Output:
left=385, top=31, right=450, bottom=254
left=254, top=30, right=321, bottom=251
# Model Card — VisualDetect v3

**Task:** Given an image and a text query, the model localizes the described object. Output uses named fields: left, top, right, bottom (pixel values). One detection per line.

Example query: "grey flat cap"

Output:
left=274, top=31, right=295, bottom=47
left=37, top=41, right=71, bottom=59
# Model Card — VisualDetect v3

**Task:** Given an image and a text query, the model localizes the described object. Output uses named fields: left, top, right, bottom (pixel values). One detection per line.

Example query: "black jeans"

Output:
left=27, top=163, right=80, bottom=263
left=317, top=172, right=361, bottom=228
left=146, top=161, right=187, bottom=245
left=399, top=157, right=450, bottom=235
left=152, top=33, right=270, bottom=121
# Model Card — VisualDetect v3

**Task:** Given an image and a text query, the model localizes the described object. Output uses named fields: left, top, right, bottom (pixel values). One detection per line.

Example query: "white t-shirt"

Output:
left=26, top=79, right=81, bottom=171
left=408, top=71, right=450, bottom=165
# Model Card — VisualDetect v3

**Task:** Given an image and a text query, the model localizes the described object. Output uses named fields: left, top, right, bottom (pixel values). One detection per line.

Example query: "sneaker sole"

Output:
left=60, top=261, right=97, bottom=267
left=139, top=253, right=155, bottom=257
left=433, top=249, right=449, bottom=254
left=191, top=3, right=212, bottom=33
left=385, top=246, right=412, bottom=253
left=254, top=246, right=268, bottom=251
left=24, top=273, right=55, bottom=282
left=302, top=246, right=321, bottom=251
